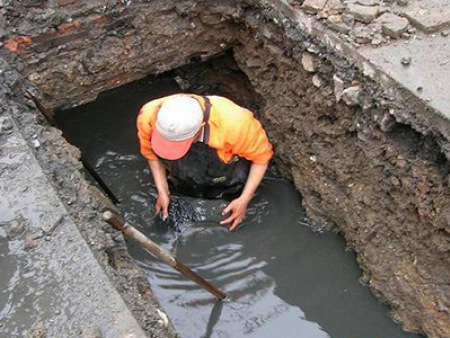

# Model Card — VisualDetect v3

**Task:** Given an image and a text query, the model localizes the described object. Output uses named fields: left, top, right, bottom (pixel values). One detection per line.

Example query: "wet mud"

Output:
left=56, top=73, right=420, bottom=338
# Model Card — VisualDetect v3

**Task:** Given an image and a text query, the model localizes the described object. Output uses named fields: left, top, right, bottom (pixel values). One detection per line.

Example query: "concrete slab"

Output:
left=0, top=115, right=147, bottom=337
left=359, top=34, right=450, bottom=119
left=400, top=0, right=450, bottom=33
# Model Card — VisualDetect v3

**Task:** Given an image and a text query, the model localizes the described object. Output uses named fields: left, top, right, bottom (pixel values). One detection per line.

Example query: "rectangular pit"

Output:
left=1, top=0, right=449, bottom=336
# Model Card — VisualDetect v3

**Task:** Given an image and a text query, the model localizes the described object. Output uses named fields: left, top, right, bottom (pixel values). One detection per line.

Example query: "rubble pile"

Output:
left=297, top=0, right=450, bottom=46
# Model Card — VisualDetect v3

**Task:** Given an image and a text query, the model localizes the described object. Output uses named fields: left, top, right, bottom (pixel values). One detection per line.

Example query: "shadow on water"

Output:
left=56, top=74, right=422, bottom=338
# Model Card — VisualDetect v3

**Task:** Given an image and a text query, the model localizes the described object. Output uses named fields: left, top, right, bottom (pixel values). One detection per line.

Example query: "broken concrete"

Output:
left=326, top=15, right=352, bottom=33
left=346, top=3, right=379, bottom=24
left=376, top=12, right=409, bottom=38
left=301, top=52, right=317, bottom=72
left=359, top=33, right=450, bottom=120
left=302, top=0, right=329, bottom=14
left=301, top=0, right=450, bottom=48
left=401, top=0, right=450, bottom=33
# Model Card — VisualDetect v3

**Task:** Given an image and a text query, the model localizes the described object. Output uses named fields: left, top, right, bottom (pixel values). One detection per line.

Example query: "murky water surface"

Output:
left=56, top=75, right=420, bottom=338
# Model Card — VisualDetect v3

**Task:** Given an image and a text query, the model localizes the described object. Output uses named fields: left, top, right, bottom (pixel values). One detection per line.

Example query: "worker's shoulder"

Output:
left=209, top=96, right=253, bottom=117
left=140, top=97, right=167, bottom=116
left=208, top=95, right=241, bottom=107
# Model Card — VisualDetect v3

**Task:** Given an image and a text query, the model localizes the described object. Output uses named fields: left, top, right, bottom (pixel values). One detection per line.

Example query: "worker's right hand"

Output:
left=155, top=192, right=170, bottom=221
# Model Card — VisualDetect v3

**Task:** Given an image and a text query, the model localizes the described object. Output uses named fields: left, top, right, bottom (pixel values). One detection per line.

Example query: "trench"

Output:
left=54, top=53, right=421, bottom=338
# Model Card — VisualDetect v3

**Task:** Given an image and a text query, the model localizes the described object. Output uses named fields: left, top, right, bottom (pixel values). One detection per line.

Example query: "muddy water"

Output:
left=56, top=75, right=420, bottom=338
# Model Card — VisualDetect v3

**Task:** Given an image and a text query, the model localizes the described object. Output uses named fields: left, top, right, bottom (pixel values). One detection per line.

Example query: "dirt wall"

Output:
left=1, top=0, right=449, bottom=336
left=232, top=8, right=450, bottom=336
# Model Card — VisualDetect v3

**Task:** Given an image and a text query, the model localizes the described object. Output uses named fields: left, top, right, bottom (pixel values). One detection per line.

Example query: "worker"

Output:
left=137, top=94, right=273, bottom=231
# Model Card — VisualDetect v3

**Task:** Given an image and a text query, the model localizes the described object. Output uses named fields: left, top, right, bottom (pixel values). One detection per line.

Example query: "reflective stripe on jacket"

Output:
left=136, top=94, right=273, bottom=164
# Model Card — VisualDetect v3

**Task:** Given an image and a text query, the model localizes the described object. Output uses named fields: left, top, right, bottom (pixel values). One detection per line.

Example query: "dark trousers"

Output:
left=160, top=142, right=250, bottom=200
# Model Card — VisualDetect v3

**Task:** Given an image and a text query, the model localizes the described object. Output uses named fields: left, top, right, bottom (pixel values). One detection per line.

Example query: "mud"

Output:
left=55, top=72, right=420, bottom=338
left=0, top=0, right=449, bottom=336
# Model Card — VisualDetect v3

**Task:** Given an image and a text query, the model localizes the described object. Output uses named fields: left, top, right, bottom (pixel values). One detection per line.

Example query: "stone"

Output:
left=29, top=322, right=46, bottom=338
left=80, top=327, right=102, bottom=338
left=325, top=0, right=345, bottom=13
left=402, top=6, right=450, bottom=33
left=317, top=10, right=329, bottom=19
left=245, top=57, right=263, bottom=68
left=301, top=52, right=316, bottom=72
left=390, top=176, right=400, bottom=186
left=41, top=215, right=63, bottom=235
left=326, top=15, right=352, bottom=33
left=0, top=115, right=13, bottom=135
left=333, top=74, right=345, bottom=101
left=357, top=126, right=372, bottom=142
left=306, top=43, right=320, bottom=54
left=406, top=26, right=416, bottom=34
left=31, top=138, right=41, bottom=148
left=346, top=3, right=380, bottom=23
left=342, top=13, right=355, bottom=26
left=379, top=113, right=397, bottom=132
left=320, top=0, right=345, bottom=17
left=442, top=30, right=450, bottom=37
left=371, top=33, right=383, bottom=45
left=401, top=32, right=411, bottom=39
left=353, top=25, right=372, bottom=44
left=401, top=56, right=411, bottom=66
left=24, top=233, right=39, bottom=251
left=369, top=21, right=383, bottom=35
left=341, top=85, right=362, bottom=106
left=355, top=0, right=380, bottom=6
left=6, top=215, right=27, bottom=240
left=58, top=0, right=78, bottom=6
left=312, top=74, right=322, bottom=87
left=376, top=12, right=409, bottom=38
left=302, top=0, right=329, bottom=14
left=396, top=0, right=408, bottom=6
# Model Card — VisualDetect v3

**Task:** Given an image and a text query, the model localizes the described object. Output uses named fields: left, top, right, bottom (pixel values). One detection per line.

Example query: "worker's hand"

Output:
left=155, top=192, right=170, bottom=221
left=220, top=196, right=250, bottom=231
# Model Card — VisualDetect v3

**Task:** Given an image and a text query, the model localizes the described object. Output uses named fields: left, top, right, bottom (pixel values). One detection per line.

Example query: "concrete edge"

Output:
left=262, top=0, right=450, bottom=156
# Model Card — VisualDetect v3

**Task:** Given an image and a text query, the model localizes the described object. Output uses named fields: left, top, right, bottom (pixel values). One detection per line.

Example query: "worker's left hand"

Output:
left=220, top=196, right=250, bottom=231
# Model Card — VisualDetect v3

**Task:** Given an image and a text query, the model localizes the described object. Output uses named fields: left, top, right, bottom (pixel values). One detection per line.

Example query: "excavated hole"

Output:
left=52, top=51, right=421, bottom=338
left=5, top=1, right=448, bottom=335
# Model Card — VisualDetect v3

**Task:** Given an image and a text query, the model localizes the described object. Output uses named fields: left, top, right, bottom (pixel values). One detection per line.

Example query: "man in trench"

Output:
left=137, top=94, right=273, bottom=231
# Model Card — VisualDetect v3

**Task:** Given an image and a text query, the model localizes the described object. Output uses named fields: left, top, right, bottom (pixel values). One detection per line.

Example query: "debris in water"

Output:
left=149, top=190, right=202, bottom=230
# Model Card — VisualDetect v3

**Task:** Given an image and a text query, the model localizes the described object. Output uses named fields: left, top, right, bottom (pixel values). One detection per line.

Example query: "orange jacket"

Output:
left=137, top=94, right=273, bottom=164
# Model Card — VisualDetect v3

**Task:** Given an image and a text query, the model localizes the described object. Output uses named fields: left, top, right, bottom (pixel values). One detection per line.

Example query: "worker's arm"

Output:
left=148, top=160, right=170, bottom=220
left=220, top=162, right=268, bottom=231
